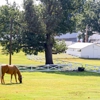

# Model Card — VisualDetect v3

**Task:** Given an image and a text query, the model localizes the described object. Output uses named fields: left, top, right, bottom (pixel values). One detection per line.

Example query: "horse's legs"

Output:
left=1, top=74, right=5, bottom=84
left=0, top=76, right=3, bottom=84
left=10, top=74, right=13, bottom=83
left=14, top=74, right=17, bottom=83
left=0, top=76, right=2, bottom=84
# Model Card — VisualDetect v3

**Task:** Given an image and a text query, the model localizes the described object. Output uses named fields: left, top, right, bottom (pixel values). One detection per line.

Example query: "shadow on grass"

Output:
left=2, top=83, right=22, bottom=85
left=56, top=57, right=100, bottom=60
left=41, top=71, right=100, bottom=77
left=80, top=58, right=100, bottom=60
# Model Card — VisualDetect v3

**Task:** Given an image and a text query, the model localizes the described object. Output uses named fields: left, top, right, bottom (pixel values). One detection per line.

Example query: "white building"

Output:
left=67, top=43, right=100, bottom=58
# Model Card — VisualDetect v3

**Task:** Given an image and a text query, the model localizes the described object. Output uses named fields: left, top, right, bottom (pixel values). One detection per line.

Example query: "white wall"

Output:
left=93, top=45, right=100, bottom=58
left=81, top=45, right=94, bottom=58
left=81, top=44, right=100, bottom=58
left=67, top=48, right=81, bottom=57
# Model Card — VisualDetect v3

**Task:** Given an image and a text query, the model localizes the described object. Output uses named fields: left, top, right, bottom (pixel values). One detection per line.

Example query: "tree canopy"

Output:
left=0, top=0, right=86, bottom=64
left=23, top=0, right=85, bottom=64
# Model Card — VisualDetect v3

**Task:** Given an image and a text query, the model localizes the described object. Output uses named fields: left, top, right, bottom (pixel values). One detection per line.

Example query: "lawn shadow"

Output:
left=2, top=83, right=22, bottom=85
left=81, top=58, right=100, bottom=60
left=41, top=71, right=100, bottom=77
left=57, top=57, right=100, bottom=60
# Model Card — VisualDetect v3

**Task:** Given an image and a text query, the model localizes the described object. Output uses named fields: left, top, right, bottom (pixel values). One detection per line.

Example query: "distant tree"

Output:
left=0, top=3, right=22, bottom=64
left=75, top=1, right=100, bottom=41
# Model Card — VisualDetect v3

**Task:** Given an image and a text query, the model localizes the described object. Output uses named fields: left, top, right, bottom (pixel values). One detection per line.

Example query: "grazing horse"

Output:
left=0, top=64, right=22, bottom=84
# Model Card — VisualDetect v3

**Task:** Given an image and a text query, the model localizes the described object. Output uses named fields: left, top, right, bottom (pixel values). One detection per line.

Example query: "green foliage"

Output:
left=23, top=0, right=85, bottom=64
left=56, top=0, right=85, bottom=34
left=0, top=0, right=86, bottom=64
left=21, top=31, right=45, bottom=55
left=52, top=40, right=67, bottom=54
left=76, top=0, right=100, bottom=33
left=23, top=0, right=44, bottom=33
left=23, top=0, right=85, bottom=45
left=41, top=0, right=63, bottom=34
left=22, top=0, right=46, bottom=55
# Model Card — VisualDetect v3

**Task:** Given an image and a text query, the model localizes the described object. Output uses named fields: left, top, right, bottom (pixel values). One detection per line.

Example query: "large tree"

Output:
left=23, top=0, right=85, bottom=64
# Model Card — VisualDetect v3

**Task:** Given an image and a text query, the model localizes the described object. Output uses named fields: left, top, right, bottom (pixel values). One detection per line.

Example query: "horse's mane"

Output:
left=14, top=65, right=22, bottom=77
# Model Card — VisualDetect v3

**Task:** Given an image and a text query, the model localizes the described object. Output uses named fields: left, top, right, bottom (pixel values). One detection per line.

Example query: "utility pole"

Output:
left=85, top=24, right=88, bottom=42
left=9, top=18, right=13, bottom=65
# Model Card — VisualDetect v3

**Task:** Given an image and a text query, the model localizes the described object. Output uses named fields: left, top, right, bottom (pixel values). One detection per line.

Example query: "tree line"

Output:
left=0, top=0, right=99, bottom=64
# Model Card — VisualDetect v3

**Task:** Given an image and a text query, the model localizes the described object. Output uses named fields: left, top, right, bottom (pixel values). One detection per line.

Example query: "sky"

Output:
left=0, top=0, right=40, bottom=10
left=0, top=0, right=23, bottom=6
left=0, top=0, right=40, bottom=6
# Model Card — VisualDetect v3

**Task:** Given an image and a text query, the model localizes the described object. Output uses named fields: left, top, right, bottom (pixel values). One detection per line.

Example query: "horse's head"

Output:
left=18, top=75, right=22, bottom=83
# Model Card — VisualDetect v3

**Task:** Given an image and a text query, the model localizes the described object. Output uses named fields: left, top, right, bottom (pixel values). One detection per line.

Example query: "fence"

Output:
left=16, top=61, right=83, bottom=72
left=1, top=59, right=100, bottom=73
left=21, top=54, right=100, bottom=73
left=16, top=61, right=100, bottom=73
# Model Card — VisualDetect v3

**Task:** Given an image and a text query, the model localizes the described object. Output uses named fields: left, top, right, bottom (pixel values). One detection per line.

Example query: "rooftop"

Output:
left=68, top=43, right=93, bottom=49
left=55, top=33, right=78, bottom=39
left=89, top=33, right=100, bottom=40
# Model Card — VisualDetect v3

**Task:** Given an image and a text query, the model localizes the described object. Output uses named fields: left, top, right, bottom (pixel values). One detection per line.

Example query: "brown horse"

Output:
left=0, top=64, right=22, bottom=84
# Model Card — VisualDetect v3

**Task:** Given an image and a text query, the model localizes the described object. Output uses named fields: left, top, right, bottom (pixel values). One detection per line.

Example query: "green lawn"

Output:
left=0, top=71, right=100, bottom=100
left=0, top=48, right=100, bottom=66
left=0, top=51, right=44, bottom=65
left=1, top=47, right=100, bottom=100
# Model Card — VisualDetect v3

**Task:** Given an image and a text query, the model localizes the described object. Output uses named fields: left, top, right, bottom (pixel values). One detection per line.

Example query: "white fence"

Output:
left=17, top=61, right=83, bottom=72
left=16, top=54, right=100, bottom=73
left=16, top=62, right=100, bottom=73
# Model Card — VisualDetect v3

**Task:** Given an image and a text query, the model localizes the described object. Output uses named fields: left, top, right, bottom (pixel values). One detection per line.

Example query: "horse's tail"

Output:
left=0, top=65, right=2, bottom=78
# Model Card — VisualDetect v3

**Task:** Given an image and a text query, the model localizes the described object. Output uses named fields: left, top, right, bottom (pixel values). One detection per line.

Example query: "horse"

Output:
left=0, top=64, right=22, bottom=84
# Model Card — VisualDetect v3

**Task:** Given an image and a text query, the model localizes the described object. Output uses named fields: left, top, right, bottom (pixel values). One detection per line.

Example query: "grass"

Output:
left=0, top=51, right=44, bottom=65
left=0, top=45, right=100, bottom=66
left=0, top=47, right=100, bottom=99
left=0, top=48, right=100, bottom=66
left=0, top=71, right=100, bottom=100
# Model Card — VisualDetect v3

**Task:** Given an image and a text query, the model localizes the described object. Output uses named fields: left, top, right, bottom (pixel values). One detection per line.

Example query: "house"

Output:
left=67, top=42, right=100, bottom=58
left=55, top=33, right=78, bottom=42
left=89, top=33, right=100, bottom=43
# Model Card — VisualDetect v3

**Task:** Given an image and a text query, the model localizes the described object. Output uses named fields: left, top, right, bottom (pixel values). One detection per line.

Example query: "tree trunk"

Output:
left=45, top=34, right=53, bottom=64
left=45, top=44, right=53, bottom=64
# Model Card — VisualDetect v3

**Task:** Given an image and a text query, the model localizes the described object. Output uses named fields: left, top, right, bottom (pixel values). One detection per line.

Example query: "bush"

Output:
left=52, top=40, right=67, bottom=54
